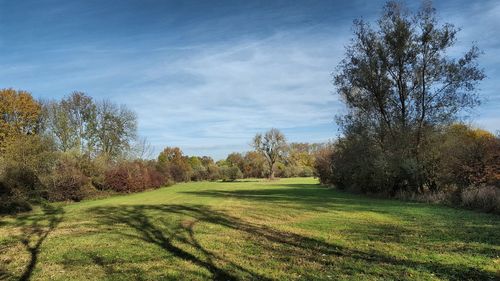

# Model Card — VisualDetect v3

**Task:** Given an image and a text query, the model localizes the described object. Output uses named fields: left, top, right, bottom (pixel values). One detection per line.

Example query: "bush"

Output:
left=104, top=160, right=165, bottom=193
left=0, top=165, right=46, bottom=214
left=314, top=145, right=335, bottom=184
left=0, top=196, right=32, bottom=214
left=299, top=166, right=314, bottom=177
left=435, top=125, right=500, bottom=189
left=47, top=156, right=92, bottom=202
left=206, top=164, right=221, bottom=181
left=460, top=186, right=500, bottom=213
left=0, top=166, right=45, bottom=199
left=219, top=166, right=243, bottom=182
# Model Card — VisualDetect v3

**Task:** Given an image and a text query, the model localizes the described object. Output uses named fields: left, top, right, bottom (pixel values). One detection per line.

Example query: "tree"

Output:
left=333, top=1, right=484, bottom=192
left=0, top=89, right=41, bottom=151
left=95, top=100, right=137, bottom=158
left=41, top=92, right=97, bottom=153
left=219, top=166, right=243, bottom=182
left=157, top=147, right=192, bottom=182
left=226, top=152, right=244, bottom=171
left=60, top=92, right=97, bottom=153
left=242, top=151, right=266, bottom=178
left=252, top=128, right=287, bottom=179
left=41, top=99, right=76, bottom=152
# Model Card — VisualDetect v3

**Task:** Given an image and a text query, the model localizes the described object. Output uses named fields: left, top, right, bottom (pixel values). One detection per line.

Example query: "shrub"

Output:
left=219, top=166, right=243, bottom=182
left=313, top=146, right=335, bottom=185
left=206, top=164, right=221, bottom=181
left=437, top=125, right=500, bottom=189
left=0, top=196, right=32, bottom=214
left=104, top=160, right=166, bottom=193
left=0, top=165, right=46, bottom=214
left=460, top=186, right=500, bottom=213
left=0, top=166, right=45, bottom=199
left=299, top=166, right=314, bottom=177
left=47, top=156, right=92, bottom=202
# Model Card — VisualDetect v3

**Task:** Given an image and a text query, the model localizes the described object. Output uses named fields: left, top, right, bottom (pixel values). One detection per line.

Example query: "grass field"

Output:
left=0, top=178, right=498, bottom=280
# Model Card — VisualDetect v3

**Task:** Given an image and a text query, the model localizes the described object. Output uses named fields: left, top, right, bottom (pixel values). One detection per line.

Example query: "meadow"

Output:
left=0, top=178, right=498, bottom=280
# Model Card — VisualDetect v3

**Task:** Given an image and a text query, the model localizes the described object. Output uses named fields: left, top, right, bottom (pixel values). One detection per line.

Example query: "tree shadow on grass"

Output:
left=13, top=205, right=64, bottom=281
left=181, top=184, right=500, bottom=245
left=89, top=204, right=495, bottom=281
left=0, top=266, right=13, bottom=281
left=90, top=205, right=266, bottom=281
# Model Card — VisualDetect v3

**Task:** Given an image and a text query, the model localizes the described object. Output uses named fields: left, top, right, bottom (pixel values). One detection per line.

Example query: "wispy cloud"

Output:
left=1, top=0, right=499, bottom=158
left=119, top=30, right=346, bottom=157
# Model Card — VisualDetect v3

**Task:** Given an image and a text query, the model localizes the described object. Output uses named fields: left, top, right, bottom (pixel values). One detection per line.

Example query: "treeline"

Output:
left=0, top=89, right=317, bottom=213
left=315, top=2, right=500, bottom=213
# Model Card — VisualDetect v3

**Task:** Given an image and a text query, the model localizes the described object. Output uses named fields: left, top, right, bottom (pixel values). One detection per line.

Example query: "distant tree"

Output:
left=41, top=99, right=76, bottom=152
left=61, top=92, right=97, bottom=153
left=226, top=152, right=244, bottom=171
left=333, top=1, right=485, bottom=192
left=41, top=92, right=97, bottom=153
left=188, top=156, right=206, bottom=181
left=242, top=151, right=266, bottom=178
left=95, top=100, right=137, bottom=158
left=219, top=166, right=243, bottom=182
left=288, top=143, right=316, bottom=175
left=128, top=137, right=154, bottom=160
left=0, top=89, right=41, bottom=151
left=252, top=128, right=287, bottom=179
left=157, top=147, right=192, bottom=182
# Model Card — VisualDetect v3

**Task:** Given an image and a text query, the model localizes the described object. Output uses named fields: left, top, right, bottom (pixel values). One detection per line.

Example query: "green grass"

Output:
left=0, top=178, right=498, bottom=280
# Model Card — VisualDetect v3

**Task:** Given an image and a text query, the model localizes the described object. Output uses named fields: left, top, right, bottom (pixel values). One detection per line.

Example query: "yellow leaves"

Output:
left=0, top=88, right=41, bottom=149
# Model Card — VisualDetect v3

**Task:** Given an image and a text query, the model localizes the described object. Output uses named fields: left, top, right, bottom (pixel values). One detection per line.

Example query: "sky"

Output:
left=1, top=0, right=499, bottom=159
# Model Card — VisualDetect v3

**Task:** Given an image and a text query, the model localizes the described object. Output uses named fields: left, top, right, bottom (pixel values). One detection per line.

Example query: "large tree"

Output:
left=41, top=92, right=97, bottom=153
left=41, top=93, right=137, bottom=159
left=333, top=1, right=484, bottom=192
left=253, top=128, right=287, bottom=179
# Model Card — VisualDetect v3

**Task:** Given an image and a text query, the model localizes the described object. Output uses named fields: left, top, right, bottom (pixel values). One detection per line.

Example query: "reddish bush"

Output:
left=49, top=163, right=90, bottom=202
left=104, top=160, right=165, bottom=193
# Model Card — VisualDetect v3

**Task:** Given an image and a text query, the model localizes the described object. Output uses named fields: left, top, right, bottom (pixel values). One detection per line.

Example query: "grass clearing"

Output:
left=0, top=178, right=498, bottom=280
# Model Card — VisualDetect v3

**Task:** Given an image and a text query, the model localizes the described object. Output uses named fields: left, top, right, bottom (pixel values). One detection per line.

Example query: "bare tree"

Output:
left=129, top=136, right=154, bottom=160
left=252, top=128, right=287, bottom=179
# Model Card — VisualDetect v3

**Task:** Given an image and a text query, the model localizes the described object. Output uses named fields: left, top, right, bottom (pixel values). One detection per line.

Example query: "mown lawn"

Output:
left=0, top=178, right=498, bottom=280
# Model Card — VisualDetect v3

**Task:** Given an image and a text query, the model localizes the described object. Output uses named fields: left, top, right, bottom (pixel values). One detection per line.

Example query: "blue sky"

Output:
left=1, top=0, right=499, bottom=159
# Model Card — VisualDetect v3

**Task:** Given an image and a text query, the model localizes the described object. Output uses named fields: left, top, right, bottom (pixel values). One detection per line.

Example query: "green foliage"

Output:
left=41, top=92, right=137, bottom=158
left=0, top=134, right=57, bottom=209
left=325, top=1, right=487, bottom=197
left=219, top=166, right=243, bottom=182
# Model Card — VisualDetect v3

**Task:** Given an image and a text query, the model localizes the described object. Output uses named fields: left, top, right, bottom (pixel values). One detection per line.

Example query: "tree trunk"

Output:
left=269, top=162, right=275, bottom=180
